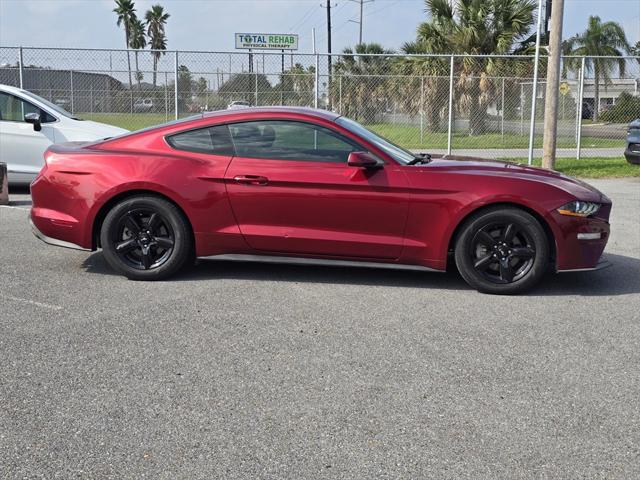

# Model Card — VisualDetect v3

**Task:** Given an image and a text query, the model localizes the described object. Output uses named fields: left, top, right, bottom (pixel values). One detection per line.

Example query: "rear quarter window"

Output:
left=166, top=124, right=235, bottom=156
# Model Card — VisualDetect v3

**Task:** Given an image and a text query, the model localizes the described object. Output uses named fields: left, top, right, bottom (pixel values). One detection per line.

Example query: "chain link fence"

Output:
left=1, top=46, right=639, bottom=159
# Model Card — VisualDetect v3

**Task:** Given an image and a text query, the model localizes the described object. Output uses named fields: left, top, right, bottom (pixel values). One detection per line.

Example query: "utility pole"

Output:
left=326, top=0, right=332, bottom=109
left=544, top=0, right=553, bottom=41
left=542, top=0, right=565, bottom=169
left=348, top=0, right=374, bottom=45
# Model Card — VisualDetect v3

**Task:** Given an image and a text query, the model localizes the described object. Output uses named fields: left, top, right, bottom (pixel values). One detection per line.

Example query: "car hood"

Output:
left=426, top=154, right=608, bottom=203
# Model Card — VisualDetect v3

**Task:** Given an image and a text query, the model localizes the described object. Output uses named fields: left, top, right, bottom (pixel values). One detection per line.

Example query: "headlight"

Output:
left=557, top=200, right=600, bottom=217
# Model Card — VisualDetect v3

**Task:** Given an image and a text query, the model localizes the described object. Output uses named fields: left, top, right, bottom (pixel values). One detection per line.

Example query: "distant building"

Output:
left=581, top=78, right=640, bottom=112
left=0, top=66, right=122, bottom=112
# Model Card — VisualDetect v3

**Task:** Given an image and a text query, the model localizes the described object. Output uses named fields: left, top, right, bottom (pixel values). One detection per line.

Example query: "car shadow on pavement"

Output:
left=81, top=252, right=469, bottom=290
left=81, top=252, right=640, bottom=296
left=532, top=253, right=640, bottom=297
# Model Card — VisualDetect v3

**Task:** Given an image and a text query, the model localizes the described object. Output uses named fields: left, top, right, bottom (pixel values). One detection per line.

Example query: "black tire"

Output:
left=100, top=195, right=193, bottom=280
left=454, top=207, right=549, bottom=295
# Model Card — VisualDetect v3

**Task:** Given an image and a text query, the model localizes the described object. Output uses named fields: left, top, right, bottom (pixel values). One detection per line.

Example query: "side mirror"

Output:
left=25, top=112, right=42, bottom=132
left=347, top=151, right=383, bottom=169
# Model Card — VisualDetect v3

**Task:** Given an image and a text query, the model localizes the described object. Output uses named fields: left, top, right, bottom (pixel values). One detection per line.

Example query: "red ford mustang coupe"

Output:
left=30, top=107, right=611, bottom=294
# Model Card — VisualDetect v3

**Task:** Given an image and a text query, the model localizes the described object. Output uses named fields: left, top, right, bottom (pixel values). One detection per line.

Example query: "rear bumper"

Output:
left=30, top=215, right=90, bottom=251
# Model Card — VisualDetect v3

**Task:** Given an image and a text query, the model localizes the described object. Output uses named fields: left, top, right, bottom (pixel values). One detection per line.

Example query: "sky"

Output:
left=0, top=0, right=639, bottom=54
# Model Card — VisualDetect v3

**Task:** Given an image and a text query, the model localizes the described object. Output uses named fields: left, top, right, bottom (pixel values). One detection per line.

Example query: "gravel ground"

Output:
left=1, top=178, right=639, bottom=479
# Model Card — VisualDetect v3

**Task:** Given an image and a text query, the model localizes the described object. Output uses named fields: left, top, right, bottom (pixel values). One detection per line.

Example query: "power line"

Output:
left=289, top=4, right=318, bottom=32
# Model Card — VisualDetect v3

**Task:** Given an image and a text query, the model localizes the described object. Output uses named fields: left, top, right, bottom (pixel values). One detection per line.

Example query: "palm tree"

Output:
left=145, top=4, right=170, bottom=87
left=394, top=42, right=450, bottom=132
left=113, top=0, right=137, bottom=88
left=631, top=41, right=640, bottom=60
left=276, top=63, right=316, bottom=106
left=129, top=18, right=146, bottom=89
left=564, top=16, right=630, bottom=121
left=331, top=43, right=394, bottom=121
left=410, top=0, right=536, bottom=134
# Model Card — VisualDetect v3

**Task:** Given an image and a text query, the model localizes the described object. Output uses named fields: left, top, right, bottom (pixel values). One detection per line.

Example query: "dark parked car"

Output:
left=624, top=119, right=640, bottom=165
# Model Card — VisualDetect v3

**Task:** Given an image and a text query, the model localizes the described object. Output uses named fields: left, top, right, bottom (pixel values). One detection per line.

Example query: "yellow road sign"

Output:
left=559, top=82, right=570, bottom=96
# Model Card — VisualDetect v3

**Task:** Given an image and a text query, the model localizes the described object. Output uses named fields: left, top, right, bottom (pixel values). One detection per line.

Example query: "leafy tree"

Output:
left=145, top=4, right=170, bottom=87
left=409, top=0, right=536, bottom=134
left=564, top=16, right=631, bottom=121
left=129, top=17, right=146, bottom=88
left=331, top=43, right=393, bottom=122
left=195, top=77, right=208, bottom=95
left=113, top=0, right=137, bottom=88
left=176, top=65, right=192, bottom=110
left=218, top=73, right=273, bottom=105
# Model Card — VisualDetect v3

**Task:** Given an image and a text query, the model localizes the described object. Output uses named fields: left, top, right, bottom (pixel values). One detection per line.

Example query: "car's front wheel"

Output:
left=100, top=195, right=193, bottom=280
left=454, top=207, right=549, bottom=294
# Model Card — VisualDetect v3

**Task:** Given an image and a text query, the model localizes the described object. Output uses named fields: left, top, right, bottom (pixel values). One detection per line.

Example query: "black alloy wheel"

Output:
left=100, top=196, right=193, bottom=280
left=113, top=209, right=175, bottom=271
left=470, top=222, right=536, bottom=284
left=454, top=207, right=549, bottom=294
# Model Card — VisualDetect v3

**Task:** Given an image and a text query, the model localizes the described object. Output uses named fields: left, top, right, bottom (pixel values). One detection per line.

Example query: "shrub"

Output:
left=600, top=92, right=640, bottom=123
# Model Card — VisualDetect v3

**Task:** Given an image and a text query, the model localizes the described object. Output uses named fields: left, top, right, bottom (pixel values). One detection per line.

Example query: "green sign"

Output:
left=235, top=33, right=299, bottom=50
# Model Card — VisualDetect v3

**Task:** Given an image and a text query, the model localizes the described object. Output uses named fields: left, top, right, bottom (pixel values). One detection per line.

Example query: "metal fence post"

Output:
left=520, top=83, right=524, bottom=136
left=254, top=71, right=258, bottom=106
left=174, top=51, right=179, bottom=119
left=501, top=77, right=505, bottom=140
left=70, top=70, right=74, bottom=114
left=576, top=56, right=586, bottom=160
left=18, top=46, right=24, bottom=88
left=447, top=55, right=455, bottom=155
left=527, top=0, right=544, bottom=166
left=314, top=53, right=319, bottom=109
left=420, top=76, right=424, bottom=145
left=164, top=71, right=169, bottom=122
left=339, top=75, right=342, bottom=114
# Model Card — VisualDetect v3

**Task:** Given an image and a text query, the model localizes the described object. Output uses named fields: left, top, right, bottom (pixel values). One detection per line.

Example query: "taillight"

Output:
left=44, top=148, right=55, bottom=165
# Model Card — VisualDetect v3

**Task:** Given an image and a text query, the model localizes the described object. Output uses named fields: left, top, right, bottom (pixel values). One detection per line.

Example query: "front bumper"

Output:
left=557, top=256, right=611, bottom=273
left=624, top=147, right=640, bottom=165
left=551, top=210, right=611, bottom=272
left=30, top=215, right=90, bottom=251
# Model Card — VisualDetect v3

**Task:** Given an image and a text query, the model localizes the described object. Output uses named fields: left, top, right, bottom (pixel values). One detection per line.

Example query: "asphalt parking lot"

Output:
left=1, top=178, right=639, bottom=479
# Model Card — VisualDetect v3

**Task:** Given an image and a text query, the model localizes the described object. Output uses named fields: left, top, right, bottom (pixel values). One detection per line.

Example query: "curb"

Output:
left=0, top=163, right=8, bottom=205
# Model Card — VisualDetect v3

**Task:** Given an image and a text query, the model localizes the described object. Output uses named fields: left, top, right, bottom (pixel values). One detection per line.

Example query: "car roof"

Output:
left=203, top=106, right=341, bottom=122
left=91, top=107, right=344, bottom=149
left=0, top=84, right=27, bottom=95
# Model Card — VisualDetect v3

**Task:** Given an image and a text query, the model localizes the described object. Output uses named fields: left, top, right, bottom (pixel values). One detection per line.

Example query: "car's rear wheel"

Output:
left=100, top=196, right=193, bottom=280
left=454, top=207, right=549, bottom=294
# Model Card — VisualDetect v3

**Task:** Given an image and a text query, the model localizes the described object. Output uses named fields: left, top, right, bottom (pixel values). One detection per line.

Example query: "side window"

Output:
left=166, top=124, right=235, bottom=156
left=0, top=92, right=50, bottom=123
left=228, top=120, right=361, bottom=163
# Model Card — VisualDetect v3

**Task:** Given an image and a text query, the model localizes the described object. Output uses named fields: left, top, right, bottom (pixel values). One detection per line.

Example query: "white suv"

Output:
left=0, top=84, right=128, bottom=185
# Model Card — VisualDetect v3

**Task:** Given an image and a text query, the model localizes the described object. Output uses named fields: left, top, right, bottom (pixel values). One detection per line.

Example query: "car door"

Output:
left=224, top=119, right=410, bottom=259
left=0, top=91, right=56, bottom=181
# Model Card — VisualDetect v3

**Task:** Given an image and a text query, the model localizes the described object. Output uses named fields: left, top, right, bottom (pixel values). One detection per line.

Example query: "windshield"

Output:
left=335, top=116, right=415, bottom=164
left=18, top=89, right=78, bottom=119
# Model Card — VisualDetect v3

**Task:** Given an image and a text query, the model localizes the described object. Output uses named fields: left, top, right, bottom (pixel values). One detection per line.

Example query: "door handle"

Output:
left=233, top=175, right=269, bottom=186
